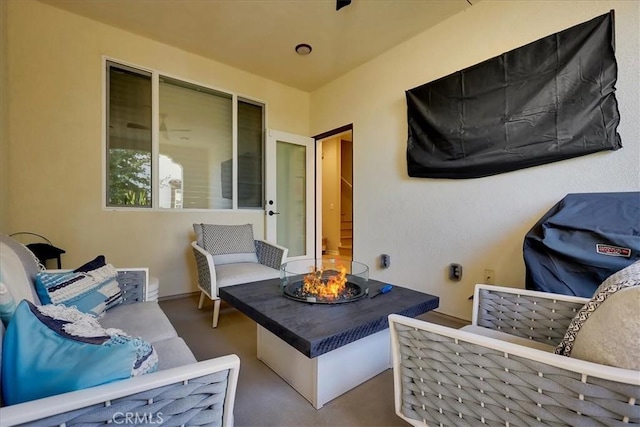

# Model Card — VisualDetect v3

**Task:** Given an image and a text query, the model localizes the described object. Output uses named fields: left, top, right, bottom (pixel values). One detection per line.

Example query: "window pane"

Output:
left=159, top=77, right=232, bottom=209
left=276, top=141, right=306, bottom=257
left=107, top=64, right=152, bottom=208
left=238, top=100, right=264, bottom=209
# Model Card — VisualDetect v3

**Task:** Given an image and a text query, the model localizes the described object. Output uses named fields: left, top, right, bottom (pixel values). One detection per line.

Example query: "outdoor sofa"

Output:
left=0, top=234, right=239, bottom=426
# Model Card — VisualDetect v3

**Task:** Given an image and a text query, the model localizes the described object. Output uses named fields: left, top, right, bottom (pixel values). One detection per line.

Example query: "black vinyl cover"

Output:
left=524, top=192, right=640, bottom=297
left=406, top=11, right=621, bottom=179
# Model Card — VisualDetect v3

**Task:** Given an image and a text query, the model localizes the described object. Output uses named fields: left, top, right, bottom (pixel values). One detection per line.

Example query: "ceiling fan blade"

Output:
left=336, top=0, right=351, bottom=11
left=126, top=122, right=150, bottom=130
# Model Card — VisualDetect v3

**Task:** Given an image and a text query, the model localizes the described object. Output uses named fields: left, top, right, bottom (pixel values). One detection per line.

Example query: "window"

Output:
left=106, top=60, right=265, bottom=210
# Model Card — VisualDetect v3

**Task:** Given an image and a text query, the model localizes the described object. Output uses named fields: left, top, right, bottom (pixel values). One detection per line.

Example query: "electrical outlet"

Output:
left=380, top=254, right=390, bottom=269
left=484, top=269, right=495, bottom=285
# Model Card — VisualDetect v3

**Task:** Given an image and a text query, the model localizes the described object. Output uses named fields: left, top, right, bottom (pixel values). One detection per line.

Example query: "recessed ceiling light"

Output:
left=295, top=43, right=312, bottom=56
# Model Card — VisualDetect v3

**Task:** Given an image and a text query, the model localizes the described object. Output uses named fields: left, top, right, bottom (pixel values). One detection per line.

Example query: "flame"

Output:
left=302, top=264, right=347, bottom=300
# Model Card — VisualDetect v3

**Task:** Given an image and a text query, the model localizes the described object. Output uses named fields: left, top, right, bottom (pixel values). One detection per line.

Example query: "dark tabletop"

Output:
left=219, top=278, right=439, bottom=358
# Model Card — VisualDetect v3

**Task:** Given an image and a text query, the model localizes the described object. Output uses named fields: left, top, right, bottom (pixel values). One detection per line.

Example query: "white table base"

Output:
left=256, top=325, right=391, bottom=409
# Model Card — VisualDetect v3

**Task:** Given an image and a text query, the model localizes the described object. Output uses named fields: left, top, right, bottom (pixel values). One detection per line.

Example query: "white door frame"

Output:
left=265, top=129, right=315, bottom=261
left=314, top=128, right=353, bottom=261
left=315, top=139, right=323, bottom=260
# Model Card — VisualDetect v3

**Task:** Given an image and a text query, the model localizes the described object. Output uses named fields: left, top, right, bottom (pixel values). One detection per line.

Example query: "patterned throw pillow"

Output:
left=199, top=224, right=259, bottom=265
left=570, top=286, right=640, bottom=370
left=555, top=260, right=640, bottom=359
left=35, top=256, right=123, bottom=317
left=1, top=300, right=157, bottom=405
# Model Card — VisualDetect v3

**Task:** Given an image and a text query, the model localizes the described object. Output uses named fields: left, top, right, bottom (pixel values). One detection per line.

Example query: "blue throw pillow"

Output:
left=35, top=257, right=123, bottom=317
left=1, top=301, right=157, bottom=405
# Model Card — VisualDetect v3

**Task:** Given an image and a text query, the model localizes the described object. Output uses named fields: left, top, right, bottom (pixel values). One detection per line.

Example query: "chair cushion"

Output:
left=35, top=256, right=123, bottom=317
left=99, top=301, right=178, bottom=344
left=152, top=337, right=197, bottom=371
left=1, top=301, right=157, bottom=405
left=198, top=224, right=258, bottom=265
left=555, top=260, right=640, bottom=369
left=216, top=262, right=280, bottom=288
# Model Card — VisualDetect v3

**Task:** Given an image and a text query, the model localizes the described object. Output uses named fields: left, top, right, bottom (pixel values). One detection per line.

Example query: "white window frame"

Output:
left=102, top=56, right=268, bottom=212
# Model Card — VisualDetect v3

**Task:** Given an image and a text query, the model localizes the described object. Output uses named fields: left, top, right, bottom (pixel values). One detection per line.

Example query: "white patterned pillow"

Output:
left=200, top=224, right=258, bottom=265
left=555, top=260, right=640, bottom=366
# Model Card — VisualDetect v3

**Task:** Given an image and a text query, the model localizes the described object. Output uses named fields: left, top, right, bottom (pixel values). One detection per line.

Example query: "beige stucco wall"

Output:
left=5, top=0, right=310, bottom=296
left=311, top=0, right=640, bottom=320
left=0, top=0, right=9, bottom=234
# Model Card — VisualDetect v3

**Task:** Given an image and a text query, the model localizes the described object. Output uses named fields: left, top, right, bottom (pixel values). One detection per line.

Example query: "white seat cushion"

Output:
left=152, top=337, right=197, bottom=371
left=216, top=262, right=280, bottom=288
left=100, top=302, right=178, bottom=344
left=461, top=325, right=556, bottom=352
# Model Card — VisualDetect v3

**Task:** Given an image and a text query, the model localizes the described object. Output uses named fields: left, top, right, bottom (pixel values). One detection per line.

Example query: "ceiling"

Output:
left=41, top=0, right=476, bottom=92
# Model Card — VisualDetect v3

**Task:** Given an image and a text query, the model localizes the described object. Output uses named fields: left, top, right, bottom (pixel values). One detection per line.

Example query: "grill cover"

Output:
left=524, top=192, right=640, bottom=297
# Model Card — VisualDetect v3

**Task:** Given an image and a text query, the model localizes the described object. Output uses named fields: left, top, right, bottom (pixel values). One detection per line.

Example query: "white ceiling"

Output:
left=41, top=0, right=476, bottom=92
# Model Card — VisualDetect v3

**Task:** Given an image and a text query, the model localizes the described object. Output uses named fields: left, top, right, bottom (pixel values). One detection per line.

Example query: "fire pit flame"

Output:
left=281, top=259, right=369, bottom=304
left=303, top=265, right=347, bottom=300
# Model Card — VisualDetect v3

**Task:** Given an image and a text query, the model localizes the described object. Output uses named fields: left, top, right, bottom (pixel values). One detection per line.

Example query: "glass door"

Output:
left=265, top=130, right=314, bottom=260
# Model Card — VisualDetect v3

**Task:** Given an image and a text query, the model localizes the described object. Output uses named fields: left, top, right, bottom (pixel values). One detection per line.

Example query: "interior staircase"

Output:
left=338, top=139, right=353, bottom=259
left=339, top=215, right=352, bottom=258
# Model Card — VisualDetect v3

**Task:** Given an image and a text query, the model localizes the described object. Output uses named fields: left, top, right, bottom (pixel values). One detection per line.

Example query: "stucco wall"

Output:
left=5, top=0, right=310, bottom=296
left=311, top=0, right=640, bottom=319
left=0, top=0, right=9, bottom=234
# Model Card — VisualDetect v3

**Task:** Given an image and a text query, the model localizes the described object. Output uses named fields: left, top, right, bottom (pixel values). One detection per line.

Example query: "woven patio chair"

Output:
left=191, top=223, right=287, bottom=327
left=389, top=284, right=640, bottom=426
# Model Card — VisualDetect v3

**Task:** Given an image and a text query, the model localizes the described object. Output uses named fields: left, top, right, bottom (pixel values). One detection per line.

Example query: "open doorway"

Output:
left=316, top=126, right=353, bottom=263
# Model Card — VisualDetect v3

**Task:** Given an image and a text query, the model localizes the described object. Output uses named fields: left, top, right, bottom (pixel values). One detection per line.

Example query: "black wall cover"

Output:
left=406, top=11, right=621, bottom=179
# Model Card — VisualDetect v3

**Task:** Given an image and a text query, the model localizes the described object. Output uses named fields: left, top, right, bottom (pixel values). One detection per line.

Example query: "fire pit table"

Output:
left=219, top=271, right=439, bottom=409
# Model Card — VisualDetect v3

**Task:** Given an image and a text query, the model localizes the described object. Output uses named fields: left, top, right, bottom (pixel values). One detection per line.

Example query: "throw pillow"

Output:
left=200, top=224, right=258, bottom=265
left=0, top=282, right=17, bottom=326
left=74, top=255, right=108, bottom=273
left=570, top=286, right=640, bottom=370
left=1, top=300, right=158, bottom=405
left=35, top=256, right=123, bottom=317
left=193, top=223, right=204, bottom=248
left=555, top=260, right=640, bottom=362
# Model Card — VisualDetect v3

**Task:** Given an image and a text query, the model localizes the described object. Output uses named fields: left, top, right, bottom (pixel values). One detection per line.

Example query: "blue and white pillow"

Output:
left=1, top=300, right=158, bottom=405
left=35, top=256, right=123, bottom=317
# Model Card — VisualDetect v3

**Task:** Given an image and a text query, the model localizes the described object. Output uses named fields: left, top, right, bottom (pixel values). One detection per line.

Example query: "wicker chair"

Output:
left=389, top=284, right=640, bottom=426
left=191, top=224, right=287, bottom=328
